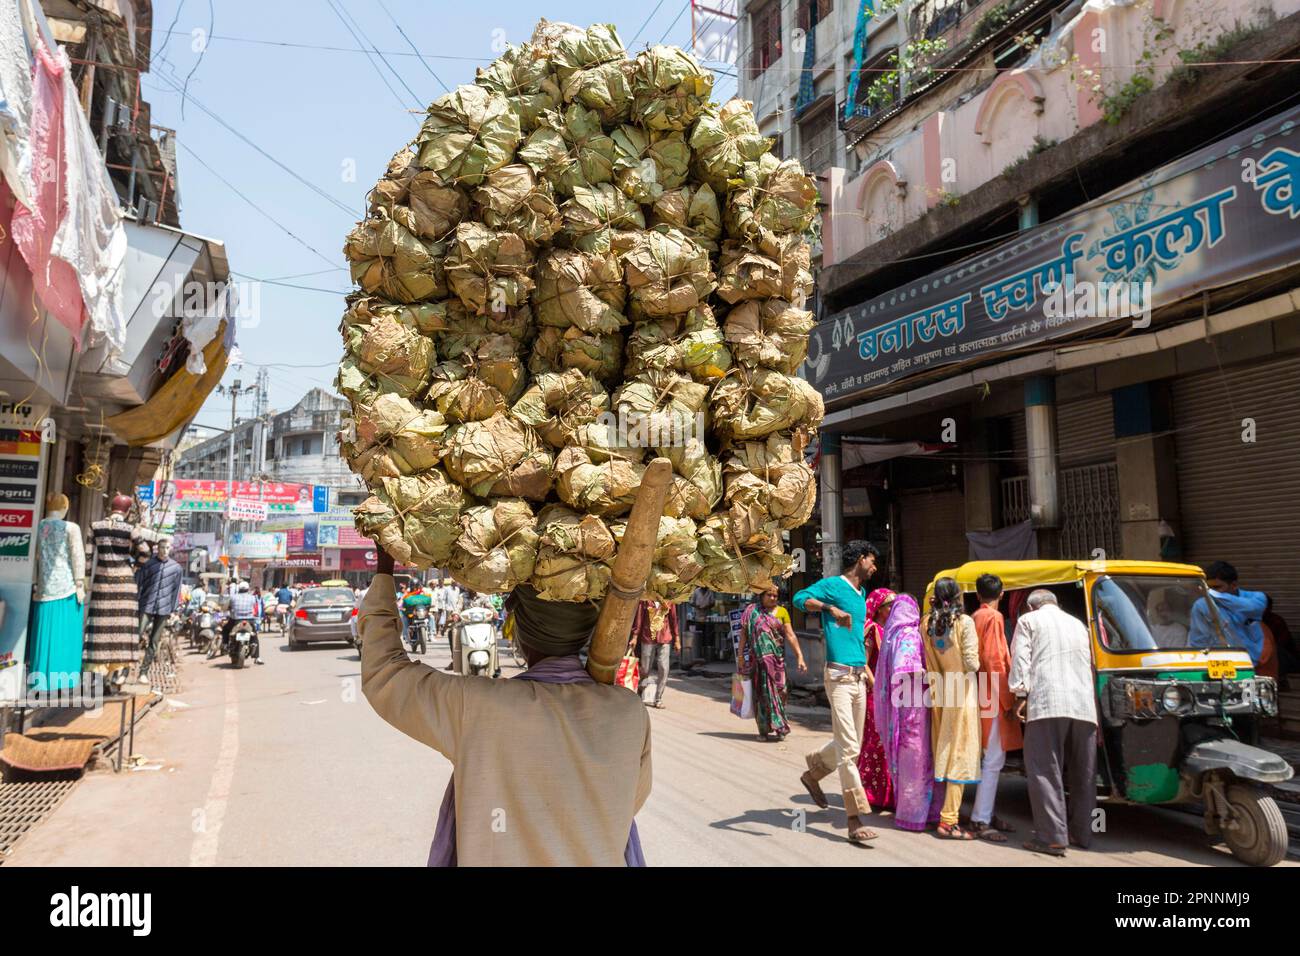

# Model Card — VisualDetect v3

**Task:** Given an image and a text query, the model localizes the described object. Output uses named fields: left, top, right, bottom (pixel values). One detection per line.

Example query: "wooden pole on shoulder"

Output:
left=587, top=457, right=673, bottom=684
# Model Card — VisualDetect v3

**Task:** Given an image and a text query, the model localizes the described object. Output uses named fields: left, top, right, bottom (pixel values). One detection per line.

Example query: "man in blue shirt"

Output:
left=1189, top=560, right=1268, bottom=665
left=793, top=540, right=881, bottom=844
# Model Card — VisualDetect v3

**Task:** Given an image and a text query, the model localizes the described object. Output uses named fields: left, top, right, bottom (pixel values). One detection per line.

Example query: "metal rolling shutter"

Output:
left=1173, top=354, right=1300, bottom=620
left=899, top=488, right=967, bottom=596
left=1057, top=393, right=1114, bottom=466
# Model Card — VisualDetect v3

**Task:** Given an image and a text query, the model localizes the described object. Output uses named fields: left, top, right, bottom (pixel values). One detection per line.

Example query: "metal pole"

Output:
left=819, top=432, right=844, bottom=575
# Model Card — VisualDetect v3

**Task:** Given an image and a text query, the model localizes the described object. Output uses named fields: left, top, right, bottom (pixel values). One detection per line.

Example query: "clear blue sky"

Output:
left=143, top=0, right=739, bottom=432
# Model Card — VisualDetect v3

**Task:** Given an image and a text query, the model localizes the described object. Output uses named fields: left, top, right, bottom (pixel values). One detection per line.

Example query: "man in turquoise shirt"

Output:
left=793, top=540, right=880, bottom=844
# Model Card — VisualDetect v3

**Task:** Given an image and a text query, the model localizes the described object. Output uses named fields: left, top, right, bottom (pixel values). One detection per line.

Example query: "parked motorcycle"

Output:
left=228, top=619, right=259, bottom=668
left=453, top=606, right=498, bottom=677
left=200, top=605, right=222, bottom=658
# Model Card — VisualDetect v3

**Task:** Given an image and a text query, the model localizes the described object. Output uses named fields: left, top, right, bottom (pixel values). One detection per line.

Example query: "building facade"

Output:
left=740, top=0, right=1300, bottom=626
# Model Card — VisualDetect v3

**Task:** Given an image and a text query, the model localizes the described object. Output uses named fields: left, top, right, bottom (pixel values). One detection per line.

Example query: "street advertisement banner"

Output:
left=0, top=405, right=48, bottom=704
left=227, top=498, right=269, bottom=522
left=152, top=480, right=329, bottom=514
left=808, top=103, right=1300, bottom=406
left=226, top=531, right=287, bottom=560
left=171, top=531, right=217, bottom=552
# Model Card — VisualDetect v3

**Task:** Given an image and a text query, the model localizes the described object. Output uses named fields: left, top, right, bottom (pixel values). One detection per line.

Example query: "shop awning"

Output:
left=103, top=318, right=229, bottom=446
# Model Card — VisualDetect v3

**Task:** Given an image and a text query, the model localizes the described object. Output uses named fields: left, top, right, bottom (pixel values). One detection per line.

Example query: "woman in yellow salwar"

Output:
left=922, top=577, right=983, bottom=839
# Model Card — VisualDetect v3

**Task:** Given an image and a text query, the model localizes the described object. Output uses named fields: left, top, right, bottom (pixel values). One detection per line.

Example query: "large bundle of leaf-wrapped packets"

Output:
left=338, top=20, right=823, bottom=604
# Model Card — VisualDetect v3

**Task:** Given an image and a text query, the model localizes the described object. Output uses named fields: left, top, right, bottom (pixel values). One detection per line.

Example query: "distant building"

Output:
left=176, top=388, right=364, bottom=538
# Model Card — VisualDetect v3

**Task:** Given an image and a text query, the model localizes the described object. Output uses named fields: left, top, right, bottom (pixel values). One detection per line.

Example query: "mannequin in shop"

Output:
left=83, top=493, right=157, bottom=693
left=26, top=493, right=86, bottom=694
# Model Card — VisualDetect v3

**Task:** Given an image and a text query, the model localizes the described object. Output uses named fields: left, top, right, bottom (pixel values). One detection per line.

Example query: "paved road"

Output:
left=8, top=628, right=1291, bottom=867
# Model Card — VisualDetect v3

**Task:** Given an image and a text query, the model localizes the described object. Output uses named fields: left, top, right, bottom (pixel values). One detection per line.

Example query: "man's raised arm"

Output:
left=360, top=550, right=465, bottom=760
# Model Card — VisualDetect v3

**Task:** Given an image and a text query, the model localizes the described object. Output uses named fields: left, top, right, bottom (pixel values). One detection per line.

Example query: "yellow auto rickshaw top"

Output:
left=924, top=559, right=1207, bottom=601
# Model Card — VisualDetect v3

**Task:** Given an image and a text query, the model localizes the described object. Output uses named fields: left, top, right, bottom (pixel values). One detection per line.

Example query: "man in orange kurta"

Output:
left=969, top=573, right=1023, bottom=840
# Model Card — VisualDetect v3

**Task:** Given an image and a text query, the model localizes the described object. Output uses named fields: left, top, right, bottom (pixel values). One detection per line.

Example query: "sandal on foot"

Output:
left=968, top=822, right=1008, bottom=843
left=799, top=771, right=829, bottom=809
left=936, top=823, right=975, bottom=840
left=848, top=823, right=879, bottom=844
left=1023, top=839, right=1067, bottom=857
left=990, top=816, right=1016, bottom=833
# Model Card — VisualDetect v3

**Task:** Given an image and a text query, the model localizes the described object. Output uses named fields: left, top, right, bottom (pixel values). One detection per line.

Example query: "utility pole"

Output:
left=215, top=376, right=256, bottom=585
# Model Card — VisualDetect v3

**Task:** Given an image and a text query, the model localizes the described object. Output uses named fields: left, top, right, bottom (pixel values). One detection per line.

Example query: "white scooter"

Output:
left=453, top=606, right=499, bottom=677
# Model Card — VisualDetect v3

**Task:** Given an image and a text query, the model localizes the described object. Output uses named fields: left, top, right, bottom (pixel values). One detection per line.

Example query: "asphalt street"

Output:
left=7, top=629, right=1291, bottom=867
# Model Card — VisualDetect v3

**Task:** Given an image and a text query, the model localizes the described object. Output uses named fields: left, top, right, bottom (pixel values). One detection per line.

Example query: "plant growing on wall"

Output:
left=863, top=37, right=950, bottom=110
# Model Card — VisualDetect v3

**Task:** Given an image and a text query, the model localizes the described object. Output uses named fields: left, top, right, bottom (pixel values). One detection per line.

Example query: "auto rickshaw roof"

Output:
left=926, top=559, right=1207, bottom=596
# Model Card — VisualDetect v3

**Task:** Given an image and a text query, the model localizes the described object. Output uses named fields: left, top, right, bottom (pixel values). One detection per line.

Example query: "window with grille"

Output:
left=799, top=105, right=835, bottom=174
left=751, top=1, right=783, bottom=75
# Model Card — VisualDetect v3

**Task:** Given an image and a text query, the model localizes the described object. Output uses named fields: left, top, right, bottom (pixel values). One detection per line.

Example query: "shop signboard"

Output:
left=811, top=103, right=1300, bottom=404
left=226, top=532, right=287, bottom=560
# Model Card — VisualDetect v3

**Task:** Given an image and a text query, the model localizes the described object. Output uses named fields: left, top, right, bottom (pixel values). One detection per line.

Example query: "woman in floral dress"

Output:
left=738, top=588, right=806, bottom=740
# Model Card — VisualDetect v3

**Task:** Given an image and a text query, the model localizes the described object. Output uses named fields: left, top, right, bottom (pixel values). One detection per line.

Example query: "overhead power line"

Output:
left=377, top=0, right=451, bottom=97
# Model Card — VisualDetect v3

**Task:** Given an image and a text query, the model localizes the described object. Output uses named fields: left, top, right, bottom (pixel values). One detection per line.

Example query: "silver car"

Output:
left=286, top=587, right=357, bottom=649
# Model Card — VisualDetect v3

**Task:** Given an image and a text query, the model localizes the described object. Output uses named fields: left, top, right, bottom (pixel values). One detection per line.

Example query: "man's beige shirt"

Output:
left=360, top=575, right=652, bottom=866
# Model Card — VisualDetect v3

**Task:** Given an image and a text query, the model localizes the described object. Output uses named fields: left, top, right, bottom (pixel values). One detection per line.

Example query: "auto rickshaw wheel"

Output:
left=1219, top=784, right=1288, bottom=867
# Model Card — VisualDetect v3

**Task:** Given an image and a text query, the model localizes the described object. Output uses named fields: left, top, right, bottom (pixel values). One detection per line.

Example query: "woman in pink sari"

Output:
left=874, top=594, right=939, bottom=831
left=857, top=588, right=896, bottom=809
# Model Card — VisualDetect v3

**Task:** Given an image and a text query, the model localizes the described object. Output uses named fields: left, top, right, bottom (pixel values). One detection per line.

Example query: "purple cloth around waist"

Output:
left=427, top=654, right=646, bottom=866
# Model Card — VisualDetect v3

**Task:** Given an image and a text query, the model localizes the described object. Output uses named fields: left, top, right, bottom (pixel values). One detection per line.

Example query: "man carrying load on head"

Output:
left=359, top=547, right=653, bottom=866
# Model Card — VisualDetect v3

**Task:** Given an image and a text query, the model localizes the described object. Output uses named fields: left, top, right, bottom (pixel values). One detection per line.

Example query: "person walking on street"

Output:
left=857, top=588, right=896, bottom=810
left=922, top=577, right=983, bottom=840
left=792, top=541, right=880, bottom=844
left=360, top=548, right=652, bottom=866
left=633, top=598, right=679, bottom=709
left=737, top=587, right=806, bottom=741
left=135, top=539, right=184, bottom=687
left=968, top=573, right=1021, bottom=841
left=1010, top=589, right=1098, bottom=857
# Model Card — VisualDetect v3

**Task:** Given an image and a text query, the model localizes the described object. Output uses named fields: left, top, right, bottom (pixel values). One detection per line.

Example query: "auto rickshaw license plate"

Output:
left=1207, top=660, right=1237, bottom=679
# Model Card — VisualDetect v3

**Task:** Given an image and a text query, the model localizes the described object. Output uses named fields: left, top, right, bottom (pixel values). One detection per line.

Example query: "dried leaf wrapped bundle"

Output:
left=695, top=513, right=793, bottom=594
left=444, top=222, right=535, bottom=316
left=722, top=298, right=814, bottom=373
left=437, top=333, right=527, bottom=404
left=554, top=445, right=647, bottom=516
left=531, top=325, right=624, bottom=382
left=715, top=237, right=813, bottom=305
left=530, top=504, right=615, bottom=602
left=510, top=368, right=610, bottom=448
left=474, top=44, right=561, bottom=133
left=659, top=437, right=723, bottom=520
left=417, top=84, right=521, bottom=187
left=443, top=414, right=554, bottom=501
left=533, top=249, right=626, bottom=334
left=631, top=46, right=713, bottom=133
left=517, top=103, right=616, bottom=197
left=609, top=125, right=690, bottom=205
left=689, top=98, right=772, bottom=193
left=558, top=183, right=645, bottom=254
left=711, top=368, right=825, bottom=440
left=623, top=228, right=715, bottom=317
left=472, top=164, right=561, bottom=245
left=353, top=469, right=467, bottom=569
left=448, top=498, right=540, bottom=592
left=650, top=184, right=721, bottom=251
left=623, top=305, right=731, bottom=382
left=425, top=361, right=509, bottom=424
left=344, top=215, right=447, bottom=303
left=725, top=154, right=820, bottom=243
left=342, top=393, right=447, bottom=484
left=340, top=298, right=437, bottom=395
left=370, top=147, right=469, bottom=240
